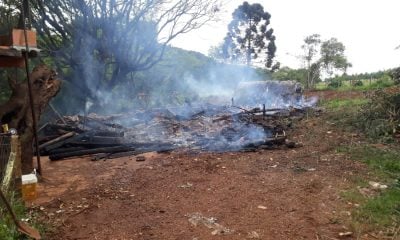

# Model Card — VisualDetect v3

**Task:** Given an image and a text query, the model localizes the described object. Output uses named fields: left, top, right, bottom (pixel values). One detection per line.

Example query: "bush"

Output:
left=352, top=80, right=363, bottom=86
left=357, top=89, right=400, bottom=140
left=328, top=79, right=342, bottom=88
left=389, top=67, right=400, bottom=85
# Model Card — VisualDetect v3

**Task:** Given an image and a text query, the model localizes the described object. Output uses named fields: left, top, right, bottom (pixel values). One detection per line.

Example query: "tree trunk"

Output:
left=0, top=64, right=61, bottom=174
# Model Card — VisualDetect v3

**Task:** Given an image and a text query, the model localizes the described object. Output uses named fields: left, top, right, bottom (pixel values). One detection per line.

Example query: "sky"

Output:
left=171, top=0, right=400, bottom=74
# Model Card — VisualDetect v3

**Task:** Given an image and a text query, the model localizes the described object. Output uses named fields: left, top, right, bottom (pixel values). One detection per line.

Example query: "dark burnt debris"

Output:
left=38, top=81, right=317, bottom=161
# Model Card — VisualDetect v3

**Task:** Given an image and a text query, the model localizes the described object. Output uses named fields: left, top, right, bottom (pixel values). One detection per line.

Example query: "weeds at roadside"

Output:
left=320, top=88, right=400, bottom=142
left=338, top=145, right=400, bottom=235
left=322, top=93, right=400, bottom=236
left=0, top=191, right=46, bottom=240
left=315, top=78, right=395, bottom=91
left=320, top=98, right=368, bottom=110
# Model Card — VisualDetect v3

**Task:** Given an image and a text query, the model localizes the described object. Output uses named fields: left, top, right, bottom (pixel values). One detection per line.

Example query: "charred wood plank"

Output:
left=67, top=141, right=122, bottom=148
left=38, top=134, right=61, bottom=144
left=92, top=130, right=124, bottom=137
left=42, top=133, right=90, bottom=153
left=39, top=132, right=76, bottom=150
left=49, top=146, right=135, bottom=161
left=47, top=147, right=87, bottom=155
left=88, top=136, right=124, bottom=144
left=45, top=123, right=85, bottom=133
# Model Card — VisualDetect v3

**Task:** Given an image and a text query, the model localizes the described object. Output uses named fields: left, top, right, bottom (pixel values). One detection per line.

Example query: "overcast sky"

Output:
left=171, top=0, right=400, bottom=74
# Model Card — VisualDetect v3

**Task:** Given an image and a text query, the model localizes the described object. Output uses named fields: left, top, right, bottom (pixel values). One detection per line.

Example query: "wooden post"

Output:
left=13, top=135, right=22, bottom=192
left=21, top=1, right=42, bottom=176
left=1, top=135, right=22, bottom=193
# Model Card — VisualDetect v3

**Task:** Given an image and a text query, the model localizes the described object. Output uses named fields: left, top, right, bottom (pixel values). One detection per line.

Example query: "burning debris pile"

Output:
left=38, top=81, right=317, bottom=161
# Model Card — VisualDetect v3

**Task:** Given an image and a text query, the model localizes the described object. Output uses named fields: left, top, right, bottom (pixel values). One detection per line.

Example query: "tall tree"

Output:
left=301, top=34, right=321, bottom=89
left=222, top=1, right=277, bottom=69
left=0, top=65, right=61, bottom=174
left=29, top=0, right=219, bottom=111
left=320, top=38, right=351, bottom=77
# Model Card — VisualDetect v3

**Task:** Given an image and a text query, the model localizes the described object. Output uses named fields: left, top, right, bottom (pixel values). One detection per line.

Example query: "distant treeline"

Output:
left=327, top=69, right=392, bottom=82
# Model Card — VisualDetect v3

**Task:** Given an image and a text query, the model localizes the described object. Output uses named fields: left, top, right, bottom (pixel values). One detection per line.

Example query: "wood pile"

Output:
left=38, top=105, right=309, bottom=161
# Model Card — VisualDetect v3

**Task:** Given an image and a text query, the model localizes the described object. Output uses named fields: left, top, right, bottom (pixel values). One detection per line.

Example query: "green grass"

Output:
left=351, top=147, right=400, bottom=179
left=316, top=78, right=395, bottom=91
left=339, top=146, right=400, bottom=232
left=357, top=187, right=400, bottom=227
left=0, top=191, right=44, bottom=240
left=319, top=98, right=368, bottom=133
left=321, top=98, right=369, bottom=110
left=324, top=93, right=400, bottom=234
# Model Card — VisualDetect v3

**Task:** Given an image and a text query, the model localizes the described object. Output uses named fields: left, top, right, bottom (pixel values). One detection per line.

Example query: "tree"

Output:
left=390, top=67, right=400, bottom=84
left=221, top=1, right=277, bottom=69
left=320, top=38, right=351, bottom=77
left=272, top=66, right=312, bottom=84
left=301, top=34, right=321, bottom=89
left=0, top=65, right=61, bottom=174
left=29, top=0, right=219, bottom=111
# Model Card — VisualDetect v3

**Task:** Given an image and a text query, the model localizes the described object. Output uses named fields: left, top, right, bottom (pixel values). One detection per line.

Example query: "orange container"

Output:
left=0, top=29, right=37, bottom=48
left=21, top=174, right=38, bottom=201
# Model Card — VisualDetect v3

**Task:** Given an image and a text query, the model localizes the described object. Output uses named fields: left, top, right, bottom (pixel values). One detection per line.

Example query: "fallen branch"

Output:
left=39, top=132, right=76, bottom=150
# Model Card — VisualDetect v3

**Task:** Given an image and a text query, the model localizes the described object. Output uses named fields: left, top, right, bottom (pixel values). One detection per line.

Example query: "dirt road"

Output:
left=32, top=111, right=368, bottom=240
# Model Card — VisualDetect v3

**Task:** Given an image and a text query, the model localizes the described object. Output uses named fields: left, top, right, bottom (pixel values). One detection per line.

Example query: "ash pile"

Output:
left=38, top=81, right=317, bottom=161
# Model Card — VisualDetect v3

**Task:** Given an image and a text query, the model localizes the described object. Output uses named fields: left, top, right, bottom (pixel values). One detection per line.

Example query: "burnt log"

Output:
left=87, top=136, right=124, bottom=144
left=41, top=133, right=89, bottom=153
left=49, top=146, right=135, bottom=161
left=92, top=130, right=124, bottom=137
left=47, top=147, right=87, bottom=155
left=0, top=65, right=61, bottom=173
left=39, top=132, right=76, bottom=149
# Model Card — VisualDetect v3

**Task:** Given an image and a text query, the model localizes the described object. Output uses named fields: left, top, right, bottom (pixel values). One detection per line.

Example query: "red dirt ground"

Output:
left=29, top=98, right=376, bottom=240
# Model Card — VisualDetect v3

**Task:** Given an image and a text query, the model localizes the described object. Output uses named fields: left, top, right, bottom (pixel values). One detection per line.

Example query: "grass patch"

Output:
left=321, top=98, right=369, bottom=110
left=316, top=78, right=395, bottom=91
left=356, top=187, right=400, bottom=227
left=319, top=97, right=368, bottom=133
left=340, top=146, right=400, bottom=231
left=0, top=191, right=45, bottom=239
left=322, top=87, right=400, bottom=234
left=350, top=146, right=400, bottom=179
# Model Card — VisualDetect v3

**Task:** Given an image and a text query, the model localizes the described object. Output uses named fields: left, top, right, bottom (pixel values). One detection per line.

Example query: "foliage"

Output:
left=271, top=66, right=307, bottom=83
left=221, top=1, right=277, bottom=69
left=285, top=34, right=351, bottom=89
left=329, top=70, right=390, bottom=83
left=352, top=80, right=363, bottom=86
left=326, top=98, right=400, bottom=232
left=27, top=0, right=218, bottom=106
left=0, top=0, right=21, bottom=32
left=351, top=71, right=387, bottom=82
left=356, top=90, right=400, bottom=141
left=327, top=78, right=342, bottom=88
left=320, top=38, right=351, bottom=77
left=322, top=98, right=368, bottom=110
left=0, top=191, right=43, bottom=239
left=339, top=146, right=400, bottom=231
left=318, top=71, right=395, bottom=91
left=320, top=88, right=400, bottom=142
left=389, top=67, right=400, bottom=84
left=301, top=34, right=321, bottom=89
left=0, top=71, right=11, bottom=104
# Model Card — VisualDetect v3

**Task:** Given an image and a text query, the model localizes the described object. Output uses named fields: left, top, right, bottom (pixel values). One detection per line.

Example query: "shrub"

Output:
left=389, top=67, right=400, bottom=85
left=352, top=80, right=363, bottom=86
left=328, top=79, right=342, bottom=88
left=357, top=89, right=400, bottom=140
